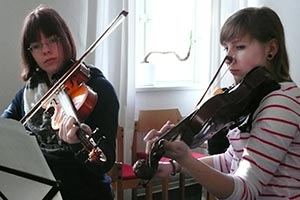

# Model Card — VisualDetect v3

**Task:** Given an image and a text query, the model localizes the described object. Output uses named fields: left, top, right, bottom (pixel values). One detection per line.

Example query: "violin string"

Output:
left=57, top=90, right=79, bottom=122
left=57, top=90, right=94, bottom=150
left=74, top=123, right=94, bottom=151
left=214, top=67, right=230, bottom=91
left=77, top=129, right=93, bottom=150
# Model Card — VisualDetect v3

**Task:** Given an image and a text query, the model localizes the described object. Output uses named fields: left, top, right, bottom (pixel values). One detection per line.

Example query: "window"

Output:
left=136, top=0, right=213, bottom=88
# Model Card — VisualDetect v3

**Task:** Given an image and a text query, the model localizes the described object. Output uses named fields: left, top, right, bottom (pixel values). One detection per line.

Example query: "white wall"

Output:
left=0, top=0, right=88, bottom=113
left=136, top=87, right=203, bottom=118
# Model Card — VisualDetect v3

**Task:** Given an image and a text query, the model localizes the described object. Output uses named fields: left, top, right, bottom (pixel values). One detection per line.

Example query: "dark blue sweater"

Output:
left=1, top=66, right=119, bottom=200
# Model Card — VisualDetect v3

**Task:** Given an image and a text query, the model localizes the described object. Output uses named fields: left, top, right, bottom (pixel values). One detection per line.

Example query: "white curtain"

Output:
left=88, top=0, right=136, bottom=163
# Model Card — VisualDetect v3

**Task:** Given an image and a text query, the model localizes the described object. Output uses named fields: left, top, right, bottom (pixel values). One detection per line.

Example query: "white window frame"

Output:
left=135, top=0, right=214, bottom=89
left=134, top=0, right=247, bottom=91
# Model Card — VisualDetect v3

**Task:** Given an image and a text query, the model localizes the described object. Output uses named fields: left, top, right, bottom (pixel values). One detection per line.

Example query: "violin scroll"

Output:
left=133, top=139, right=166, bottom=180
left=133, top=159, right=157, bottom=180
left=89, top=146, right=107, bottom=163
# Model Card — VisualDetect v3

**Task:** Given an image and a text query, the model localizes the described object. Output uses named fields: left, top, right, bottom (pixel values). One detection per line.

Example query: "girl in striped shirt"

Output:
left=144, top=7, right=300, bottom=199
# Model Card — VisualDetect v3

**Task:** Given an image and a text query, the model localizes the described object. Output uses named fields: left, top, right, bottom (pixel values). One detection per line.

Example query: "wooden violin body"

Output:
left=63, top=63, right=98, bottom=121
left=134, top=66, right=280, bottom=180
left=49, top=62, right=106, bottom=164
left=50, top=62, right=98, bottom=128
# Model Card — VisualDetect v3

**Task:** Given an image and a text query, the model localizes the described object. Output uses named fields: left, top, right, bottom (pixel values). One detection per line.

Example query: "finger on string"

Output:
left=144, top=120, right=174, bottom=141
left=61, top=115, right=70, bottom=138
left=159, top=120, right=174, bottom=133
left=144, top=129, right=159, bottom=141
left=145, top=135, right=160, bottom=154
left=51, top=105, right=63, bottom=130
left=66, top=125, right=78, bottom=142
left=65, top=116, right=74, bottom=130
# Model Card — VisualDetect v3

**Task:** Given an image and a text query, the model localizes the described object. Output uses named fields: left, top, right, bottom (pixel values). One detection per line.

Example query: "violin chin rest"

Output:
left=133, top=159, right=156, bottom=180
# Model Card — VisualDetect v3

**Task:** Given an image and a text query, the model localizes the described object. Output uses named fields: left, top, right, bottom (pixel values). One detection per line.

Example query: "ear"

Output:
left=266, top=39, right=279, bottom=59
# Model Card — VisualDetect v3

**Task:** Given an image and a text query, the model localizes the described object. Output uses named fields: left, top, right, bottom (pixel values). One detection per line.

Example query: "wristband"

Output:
left=169, top=159, right=180, bottom=176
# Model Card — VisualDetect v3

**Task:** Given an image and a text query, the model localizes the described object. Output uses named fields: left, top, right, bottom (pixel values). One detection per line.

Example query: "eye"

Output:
left=236, top=45, right=245, bottom=50
left=29, top=43, right=42, bottom=51
left=47, top=36, right=59, bottom=45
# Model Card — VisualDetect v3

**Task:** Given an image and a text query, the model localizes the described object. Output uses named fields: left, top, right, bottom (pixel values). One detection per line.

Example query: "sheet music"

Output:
left=0, top=118, right=62, bottom=200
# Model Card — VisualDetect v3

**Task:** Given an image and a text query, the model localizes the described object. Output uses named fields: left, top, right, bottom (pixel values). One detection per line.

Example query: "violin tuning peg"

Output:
left=92, top=127, right=99, bottom=134
left=96, top=136, right=106, bottom=145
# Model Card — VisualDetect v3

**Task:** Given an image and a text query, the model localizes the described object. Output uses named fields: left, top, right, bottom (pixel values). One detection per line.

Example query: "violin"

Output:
left=50, top=62, right=98, bottom=127
left=133, top=57, right=281, bottom=180
left=49, top=62, right=106, bottom=164
left=20, top=10, right=128, bottom=164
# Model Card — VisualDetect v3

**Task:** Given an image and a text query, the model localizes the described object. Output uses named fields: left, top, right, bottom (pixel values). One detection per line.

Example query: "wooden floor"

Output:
left=137, top=183, right=203, bottom=200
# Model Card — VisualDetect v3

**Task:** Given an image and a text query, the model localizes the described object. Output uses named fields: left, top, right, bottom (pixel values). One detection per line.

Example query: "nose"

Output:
left=225, top=56, right=233, bottom=64
left=41, top=43, right=51, bottom=54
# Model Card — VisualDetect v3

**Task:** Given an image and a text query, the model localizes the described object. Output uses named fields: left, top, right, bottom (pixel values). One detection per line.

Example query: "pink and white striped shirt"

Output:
left=212, top=82, right=300, bottom=200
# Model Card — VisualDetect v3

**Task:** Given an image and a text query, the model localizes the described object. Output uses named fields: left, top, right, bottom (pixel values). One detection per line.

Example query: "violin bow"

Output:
left=195, top=55, right=232, bottom=108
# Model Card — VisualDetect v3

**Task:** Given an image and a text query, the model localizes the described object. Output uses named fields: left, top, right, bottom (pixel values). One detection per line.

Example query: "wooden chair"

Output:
left=132, top=108, right=182, bottom=200
left=109, top=126, right=152, bottom=200
left=108, top=161, right=122, bottom=199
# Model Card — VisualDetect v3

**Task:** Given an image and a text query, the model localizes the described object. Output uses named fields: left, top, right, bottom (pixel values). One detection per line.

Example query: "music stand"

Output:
left=0, top=118, right=62, bottom=200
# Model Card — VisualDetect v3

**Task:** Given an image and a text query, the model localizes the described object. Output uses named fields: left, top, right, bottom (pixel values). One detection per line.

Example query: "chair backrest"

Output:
left=108, top=126, right=123, bottom=191
left=116, top=126, right=124, bottom=162
left=132, top=108, right=182, bottom=163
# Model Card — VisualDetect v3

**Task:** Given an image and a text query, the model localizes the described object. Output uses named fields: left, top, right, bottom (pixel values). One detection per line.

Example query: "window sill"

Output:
left=136, top=84, right=203, bottom=93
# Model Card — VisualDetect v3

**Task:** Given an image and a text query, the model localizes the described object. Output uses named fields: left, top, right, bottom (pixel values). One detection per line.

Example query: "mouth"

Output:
left=44, top=58, right=56, bottom=64
left=229, top=68, right=239, bottom=75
